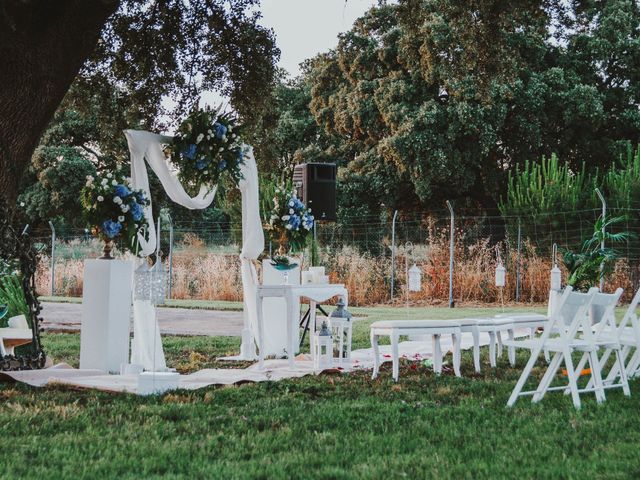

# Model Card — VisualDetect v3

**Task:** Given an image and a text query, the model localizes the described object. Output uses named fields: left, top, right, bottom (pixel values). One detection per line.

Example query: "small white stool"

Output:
left=370, top=320, right=462, bottom=381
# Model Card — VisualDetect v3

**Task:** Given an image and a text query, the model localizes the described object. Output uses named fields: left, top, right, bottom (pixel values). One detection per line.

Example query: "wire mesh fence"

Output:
left=33, top=206, right=640, bottom=306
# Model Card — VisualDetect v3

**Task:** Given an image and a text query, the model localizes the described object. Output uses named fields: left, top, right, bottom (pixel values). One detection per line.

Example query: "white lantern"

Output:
left=550, top=243, right=561, bottom=291
left=329, top=299, right=353, bottom=366
left=550, top=265, right=562, bottom=291
left=408, top=264, right=422, bottom=292
left=313, top=321, right=333, bottom=371
left=495, top=263, right=506, bottom=287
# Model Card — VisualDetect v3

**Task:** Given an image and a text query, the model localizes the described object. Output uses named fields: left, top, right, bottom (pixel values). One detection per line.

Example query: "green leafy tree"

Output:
left=306, top=0, right=640, bottom=213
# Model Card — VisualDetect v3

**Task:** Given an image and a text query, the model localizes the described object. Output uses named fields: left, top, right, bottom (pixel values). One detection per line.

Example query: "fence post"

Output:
left=167, top=214, right=174, bottom=300
left=48, top=221, right=56, bottom=296
left=595, top=188, right=606, bottom=291
left=446, top=201, right=455, bottom=308
left=390, top=210, right=398, bottom=301
left=516, top=218, right=521, bottom=302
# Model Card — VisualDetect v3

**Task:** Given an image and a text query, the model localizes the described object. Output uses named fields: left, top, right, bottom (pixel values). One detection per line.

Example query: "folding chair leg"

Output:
left=563, top=347, right=582, bottom=409
left=615, top=350, right=631, bottom=397
left=371, top=332, right=380, bottom=380
left=452, top=333, right=461, bottom=377
left=507, top=346, right=542, bottom=408
left=587, top=350, right=606, bottom=404
left=496, top=331, right=503, bottom=358
left=391, top=331, right=400, bottom=382
left=626, top=349, right=640, bottom=378
left=568, top=353, right=590, bottom=394
left=533, top=352, right=563, bottom=403
left=432, top=334, right=442, bottom=375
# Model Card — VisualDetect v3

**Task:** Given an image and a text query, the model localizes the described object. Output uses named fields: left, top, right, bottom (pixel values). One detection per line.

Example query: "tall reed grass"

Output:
left=36, top=231, right=638, bottom=306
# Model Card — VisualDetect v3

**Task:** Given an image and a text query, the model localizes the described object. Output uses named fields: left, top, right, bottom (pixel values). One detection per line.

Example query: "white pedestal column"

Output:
left=261, top=259, right=300, bottom=357
left=80, top=259, right=134, bottom=373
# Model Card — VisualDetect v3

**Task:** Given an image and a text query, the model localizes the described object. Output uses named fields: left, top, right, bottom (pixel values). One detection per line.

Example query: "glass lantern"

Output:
left=495, top=263, right=506, bottom=287
left=313, top=321, right=333, bottom=370
left=408, top=264, right=422, bottom=292
left=329, top=298, right=353, bottom=366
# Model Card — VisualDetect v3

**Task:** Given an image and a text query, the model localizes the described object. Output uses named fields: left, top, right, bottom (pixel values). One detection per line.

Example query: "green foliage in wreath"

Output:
left=170, top=107, right=245, bottom=195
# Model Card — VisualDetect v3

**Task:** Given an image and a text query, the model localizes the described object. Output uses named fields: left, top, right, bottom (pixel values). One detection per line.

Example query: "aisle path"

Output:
left=40, top=302, right=244, bottom=336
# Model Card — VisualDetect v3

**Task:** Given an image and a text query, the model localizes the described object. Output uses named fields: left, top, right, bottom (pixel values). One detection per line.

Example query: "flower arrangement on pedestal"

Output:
left=81, top=171, right=150, bottom=259
left=169, top=107, right=245, bottom=195
left=265, top=187, right=314, bottom=278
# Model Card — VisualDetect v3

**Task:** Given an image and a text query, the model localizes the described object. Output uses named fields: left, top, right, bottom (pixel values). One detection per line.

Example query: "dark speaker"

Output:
left=293, top=163, right=337, bottom=222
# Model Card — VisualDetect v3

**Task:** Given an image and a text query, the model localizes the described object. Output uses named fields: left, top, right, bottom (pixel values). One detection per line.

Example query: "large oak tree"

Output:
left=0, top=0, right=279, bottom=208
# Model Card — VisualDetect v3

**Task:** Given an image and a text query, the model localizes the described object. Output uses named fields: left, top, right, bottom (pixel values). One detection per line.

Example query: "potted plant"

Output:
left=265, top=187, right=314, bottom=282
left=562, top=215, right=634, bottom=292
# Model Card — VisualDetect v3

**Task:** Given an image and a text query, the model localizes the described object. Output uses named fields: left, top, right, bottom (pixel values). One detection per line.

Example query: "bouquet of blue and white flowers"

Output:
left=80, top=170, right=150, bottom=257
left=266, top=187, right=314, bottom=253
left=170, top=106, right=245, bottom=195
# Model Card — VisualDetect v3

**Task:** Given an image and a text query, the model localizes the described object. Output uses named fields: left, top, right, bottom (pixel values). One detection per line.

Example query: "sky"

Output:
left=258, top=0, right=379, bottom=78
left=191, top=0, right=379, bottom=124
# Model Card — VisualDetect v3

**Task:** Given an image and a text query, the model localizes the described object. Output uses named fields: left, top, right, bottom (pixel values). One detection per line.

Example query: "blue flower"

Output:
left=196, top=159, right=208, bottom=170
left=218, top=160, right=227, bottom=171
left=114, top=184, right=131, bottom=198
left=294, top=198, right=304, bottom=210
left=214, top=122, right=227, bottom=139
left=182, top=144, right=197, bottom=160
left=102, top=220, right=122, bottom=239
left=288, top=215, right=301, bottom=230
left=135, top=191, right=147, bottom=204
left=130, top=202, right=144, bottom=221
left=237, top=149, right=244, bottom=163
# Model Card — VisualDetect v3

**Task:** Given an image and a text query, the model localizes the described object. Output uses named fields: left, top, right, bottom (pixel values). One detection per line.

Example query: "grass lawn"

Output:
left=1, top=305, right=639, bottom=478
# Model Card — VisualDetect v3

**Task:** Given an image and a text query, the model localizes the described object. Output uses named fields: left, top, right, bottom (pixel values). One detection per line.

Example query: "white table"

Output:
left=256, top=283, right=348, bottom=369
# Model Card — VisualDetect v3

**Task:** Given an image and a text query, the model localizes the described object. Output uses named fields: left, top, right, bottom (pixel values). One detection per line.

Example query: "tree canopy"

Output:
left=303, top=0, right=640, bottom=212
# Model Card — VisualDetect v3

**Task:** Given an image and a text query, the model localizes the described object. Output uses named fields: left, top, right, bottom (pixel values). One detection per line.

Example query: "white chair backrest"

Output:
left=617, top=287, right=640, bottom=334
left=8, top=314, right=29, bottom=330
left=589, top=288, right=623, bottom=337
left=551, top=287, right=598, bottom=339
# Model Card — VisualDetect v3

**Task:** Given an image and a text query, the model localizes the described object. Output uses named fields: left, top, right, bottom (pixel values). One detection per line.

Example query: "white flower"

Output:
left=209, top=146, right=213, bottom=151
left=196, top=133, right=204, bottom=144
left=121, top=204, right=130, bottom=213
left=19, top=202, right=25, bottom=207
left=97, top=196, right=104, bottom=202
left=113, top=196, right=122, bottom=204
left=289, top=208, right=294, bottom=214
left=86, top=175, right=94, bottom=181
left=101, top=179, right=108, bottom=186
left=282, top=215, right=290, bottom=221
left=221, top=135, right=227, bottom=142
left=218, top=147, right=224, bottom=152
left=232, top=134, right=237, bottom=139
left=118, top=216, right=125, bottom=222
left=285, top=224, right=292, bottom=230
left=207, top=129, right=213, bottom=135
left=288, top=201, right=294, bottom=207
left=203, top=170, right=209, bottom=175
left=112, top=179, right=117, bottom=186
left=206, top=135, right=211, bottom=140
left=56, top=155, right=64, bottom=161
left=106, top=173, right=112, bottom=178
left=86, top=180, right=93, bottom=187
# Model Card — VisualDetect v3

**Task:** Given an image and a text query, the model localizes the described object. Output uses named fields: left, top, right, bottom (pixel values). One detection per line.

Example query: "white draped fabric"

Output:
left=124, top=129, right=264, bottom=368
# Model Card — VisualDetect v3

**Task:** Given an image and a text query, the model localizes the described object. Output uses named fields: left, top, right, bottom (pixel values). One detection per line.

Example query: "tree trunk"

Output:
left=0, top=0, right=119, bottom=206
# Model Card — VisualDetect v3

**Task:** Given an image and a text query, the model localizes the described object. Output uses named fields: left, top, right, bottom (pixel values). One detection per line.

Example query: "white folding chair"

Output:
left=588, top=287, right=640, bottom=387
left=505, top=287, right=603, bottom=409
left=569, top=288, right=630, bottom=397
